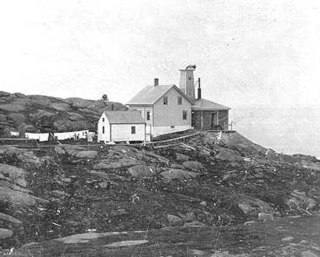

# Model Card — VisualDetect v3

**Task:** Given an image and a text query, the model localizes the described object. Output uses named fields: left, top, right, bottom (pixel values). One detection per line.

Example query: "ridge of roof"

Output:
left=127, top=84, right=194, bottom=105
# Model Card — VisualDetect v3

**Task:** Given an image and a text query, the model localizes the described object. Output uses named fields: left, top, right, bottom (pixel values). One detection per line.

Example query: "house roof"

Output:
left=126, top=84, right=194, bottom=105
left=103, top=111, right=145, bottom=124
left=192, top=98, right=230, bottom=111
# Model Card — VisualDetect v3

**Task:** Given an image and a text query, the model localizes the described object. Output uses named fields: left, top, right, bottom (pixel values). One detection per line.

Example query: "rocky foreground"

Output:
left=0, top=131, right=319, bottom=256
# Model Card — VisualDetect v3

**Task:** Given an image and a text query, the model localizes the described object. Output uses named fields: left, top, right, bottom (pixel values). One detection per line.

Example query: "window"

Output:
left=163, top=96, right=168, bottom=105
left=102, top=118, right=105, bottom=122
left=178, top=96, right=182, bottom=105
left=102, top=126, right=105, bottom=134
left=131, top=126, right=136, bottom=134
left=146, top=111, right=150, bottom=120
left=183, top=110, right=187, bottom=120
left=170, top=125, right=175, bottom=128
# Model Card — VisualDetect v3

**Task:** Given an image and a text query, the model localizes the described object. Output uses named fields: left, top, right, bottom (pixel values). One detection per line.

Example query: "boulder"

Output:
left=94, top=158, right=142, bottom=170
left=53, top=119, right=76, bottom=132
left=238, top=197, right=274, bottom=217
left=51, top=102, right=72, bottom=111
left=144, top=152, right=170, bottom=165
left=183, top=221, right=205, bottom=227
left=170, top=163, right=185, bottom=169
left=99, top=181, right=110, bottom=189
left=8, top=113, right=26, bottom=124
left=61, top=178, right=72, bottom=184
left=75, top=151, right=98, bottom=159
left=0, top=164, right=26, bottom=187
left=0, top=180, right=32, bottom=194
left=54, top=146, right=66, bottom=155
left=19, top=124, right=36, bottom=133
left=51, top=190, right=70, bottom=198
left=127, top=165, right=156, bottom=178
left=109, top=145, right=139, bottom=155
left=0, top=187, right=48, bottom=207
left=176, top=153, right=189, bottom=161
left=182, top=161, right=204, bottom=171
left=287, top=190, right=316, bottom=211
left=258, top=212, right=274, bottom=222
left=0, top=228, right=13, bottom=239
left=55, top=232, right=128, bottom=244
left=0, top=104, right=26, bottom=112
left=3, top=147, right=41, bottom=165
left=30, top=110, right=55, bottom=120
left=62, top=145, right=84, bottom=156
left=160, top=169, right=198, bottom=182
left=0, top=212, right=22, bottom=224
left=215, top=148, right=243, bottom=162
left=68, top=112, right=85, bottom=121
left=104, top=240, right=149, bottom=248
left=178, top=211, right=196, bottom=222
left=199, top=201, right=207, bottom=206
left=167, top=214, right=184, bottom=226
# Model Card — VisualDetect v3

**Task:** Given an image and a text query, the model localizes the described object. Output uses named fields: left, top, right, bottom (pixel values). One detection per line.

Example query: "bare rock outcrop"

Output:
left=0, top=91, right=127, bottom=136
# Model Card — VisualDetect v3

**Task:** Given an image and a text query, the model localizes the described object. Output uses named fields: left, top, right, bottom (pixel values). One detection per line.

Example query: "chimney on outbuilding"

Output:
left=197, top=78, right=201, bottom=100
left=154, top=78, right=159, bottom=86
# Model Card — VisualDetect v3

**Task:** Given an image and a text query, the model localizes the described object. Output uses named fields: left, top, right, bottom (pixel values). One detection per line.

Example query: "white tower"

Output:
left=179, top=65, right=196, bottom=100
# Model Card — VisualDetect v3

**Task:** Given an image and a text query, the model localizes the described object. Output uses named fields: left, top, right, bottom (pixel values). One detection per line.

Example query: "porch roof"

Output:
left=192, top=98, right=230, bottom=111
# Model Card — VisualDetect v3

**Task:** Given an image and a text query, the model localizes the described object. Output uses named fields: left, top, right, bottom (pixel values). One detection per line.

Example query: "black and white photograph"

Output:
left=0, top=0, right=320, bottom=256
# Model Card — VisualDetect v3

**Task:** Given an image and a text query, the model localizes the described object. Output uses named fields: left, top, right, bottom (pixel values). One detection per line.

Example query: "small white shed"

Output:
left=97, top=111, right=146, bottom=143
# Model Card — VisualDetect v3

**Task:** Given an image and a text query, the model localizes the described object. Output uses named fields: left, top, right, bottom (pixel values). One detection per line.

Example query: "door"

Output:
left=211, top=113, right=217, bottom=129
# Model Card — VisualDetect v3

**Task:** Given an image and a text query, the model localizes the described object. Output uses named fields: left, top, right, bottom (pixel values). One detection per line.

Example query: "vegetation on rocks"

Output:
left=0, top=131, right=319, bottom=256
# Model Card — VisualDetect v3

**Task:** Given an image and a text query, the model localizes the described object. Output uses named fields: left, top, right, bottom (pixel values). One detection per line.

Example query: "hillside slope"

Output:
left=0, top=91, right=127, bottom=136
left=0, top=131, right=319, bottom=256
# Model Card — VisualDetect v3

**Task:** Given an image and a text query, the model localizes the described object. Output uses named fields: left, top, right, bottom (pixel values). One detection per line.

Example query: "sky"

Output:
left=1, top=0, right=320, bottom=108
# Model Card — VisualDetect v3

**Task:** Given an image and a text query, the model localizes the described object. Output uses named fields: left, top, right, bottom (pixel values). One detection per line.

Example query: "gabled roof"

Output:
left=192, top=98, right=230, bottom=111
left=127, top=84, right=194, bottom=105
left=103, top=111, right=145, bottom=124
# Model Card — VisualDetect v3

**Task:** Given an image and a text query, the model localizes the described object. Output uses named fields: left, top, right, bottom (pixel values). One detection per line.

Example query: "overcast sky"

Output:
left=1, top=0, right=320, bottom=107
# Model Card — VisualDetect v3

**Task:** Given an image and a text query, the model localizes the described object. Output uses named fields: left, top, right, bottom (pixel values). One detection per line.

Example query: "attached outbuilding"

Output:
left=192, top=98, right=230, bottom=131
left=97, top=111, right=146, bottom=143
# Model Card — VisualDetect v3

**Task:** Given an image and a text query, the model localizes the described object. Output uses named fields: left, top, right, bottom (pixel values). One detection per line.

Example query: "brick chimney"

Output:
left=197, top=78, right=201, bottom=100
left=179, top=65, right=196, bottom=100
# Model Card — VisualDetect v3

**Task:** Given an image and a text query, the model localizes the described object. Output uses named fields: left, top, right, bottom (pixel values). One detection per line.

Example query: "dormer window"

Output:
left=163, top=96, right=168, bottom=105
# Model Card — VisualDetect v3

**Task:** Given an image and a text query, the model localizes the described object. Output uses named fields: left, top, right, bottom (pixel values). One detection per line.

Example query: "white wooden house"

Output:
left=127, top=66, right=230, bottom=139
left=126, top=79, right=194, bottom=140
left=97, top=111, right=146, bottom=143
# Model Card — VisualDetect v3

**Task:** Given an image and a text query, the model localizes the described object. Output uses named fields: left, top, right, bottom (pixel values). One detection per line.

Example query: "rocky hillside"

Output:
left=0, top=131, right=320, bottom=256
left=0, top=91, right=127, bottom=136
